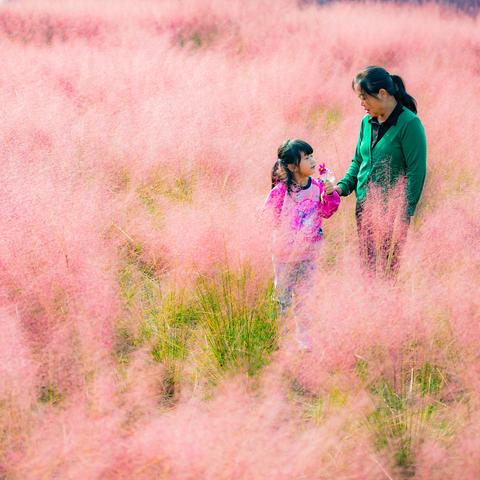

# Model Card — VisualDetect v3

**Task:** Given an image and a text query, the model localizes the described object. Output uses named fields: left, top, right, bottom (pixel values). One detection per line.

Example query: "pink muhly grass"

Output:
left=0, top=127, right=121, bottom=403
left=0, top=308, right=38, bottom=469
left=6, top=403, right=124, bottom=480
left=158, top=186, right=272, bottom=281
left=415, top=411, right=480, bottom=480
left=0, top=9, right=106, bottom=46
left=102, top=376, right=385, bottom=480
left=400, top=197, right=480, bottom=355
left=0, top=0, right=479, bottom=477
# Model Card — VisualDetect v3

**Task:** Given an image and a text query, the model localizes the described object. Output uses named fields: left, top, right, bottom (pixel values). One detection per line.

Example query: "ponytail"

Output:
left=271, top=159, right=285, bottom=188
left=282, top=161, right=296, bottom=194
left=390, top=74, right=417, bottom=113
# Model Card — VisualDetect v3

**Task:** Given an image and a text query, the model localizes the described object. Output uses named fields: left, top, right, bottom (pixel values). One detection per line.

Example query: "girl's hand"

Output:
left=323, top=180, right=334, bottom=195
left=333, top=185, right=343, bottom=195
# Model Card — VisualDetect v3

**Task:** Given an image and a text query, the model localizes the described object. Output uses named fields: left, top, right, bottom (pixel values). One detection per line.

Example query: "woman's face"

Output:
left=354, top=83, right=387, bottom=118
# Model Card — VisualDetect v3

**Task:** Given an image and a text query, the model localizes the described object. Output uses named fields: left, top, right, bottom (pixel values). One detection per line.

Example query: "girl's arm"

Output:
left=319, top=182, right=341, bottom=218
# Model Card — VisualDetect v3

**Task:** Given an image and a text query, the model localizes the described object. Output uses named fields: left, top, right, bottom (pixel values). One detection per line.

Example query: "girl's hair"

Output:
left=352, top=66, right=417, bottom=114
left=272, top=139, right=313, bottom=193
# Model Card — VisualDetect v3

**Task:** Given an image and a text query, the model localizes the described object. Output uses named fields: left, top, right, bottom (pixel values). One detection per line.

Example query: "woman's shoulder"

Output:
left=359, top=114, right=370, bottom=128
left=356, top=114, right=370, bottom=135
left=399, top=107, right=423, bottom=125
left=398, top=109, right=426, bottom=138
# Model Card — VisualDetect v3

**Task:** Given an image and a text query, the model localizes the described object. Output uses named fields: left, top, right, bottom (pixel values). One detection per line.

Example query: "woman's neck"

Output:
left=378, top=99, right=398, bottom=123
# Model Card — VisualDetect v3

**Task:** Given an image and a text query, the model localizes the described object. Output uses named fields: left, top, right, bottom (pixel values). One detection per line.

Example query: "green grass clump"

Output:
left=38, top=384, right=63, bottom=406
left=118, top=246, right=279, bottom=383
left=149, top=290, right=199, bottom=363
left=307, top=105, right=343, bottom=131
left=163, top=177, right=194, bottom=203
left=137, top=172, right=195, bottom=220
left=117, top=243, right=198, bottom=366
left=365, top=360, right=447, bottom=476
left=300, top=386, right=349, bottom=426
left=195, top=265, right=278, bottom=375
left=176, top=23, right=219, bottom=49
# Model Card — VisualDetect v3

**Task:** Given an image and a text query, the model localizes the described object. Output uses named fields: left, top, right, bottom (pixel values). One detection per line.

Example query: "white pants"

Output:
left=273, top=258, right=316, bottom=347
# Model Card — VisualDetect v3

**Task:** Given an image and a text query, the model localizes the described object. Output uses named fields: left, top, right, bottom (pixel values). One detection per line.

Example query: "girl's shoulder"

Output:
left=265, top=181, right=287, bottom=209
left=310, top=177, right=324, bottom=191
left=270, top=182, right=287, bottom=196
left=270, top=181, right=287, bottom=196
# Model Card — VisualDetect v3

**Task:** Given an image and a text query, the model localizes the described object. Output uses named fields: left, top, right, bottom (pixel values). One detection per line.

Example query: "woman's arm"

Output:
left=336, top=118, right=365, bottom=197
left=402, top=117, right=427, bottom=217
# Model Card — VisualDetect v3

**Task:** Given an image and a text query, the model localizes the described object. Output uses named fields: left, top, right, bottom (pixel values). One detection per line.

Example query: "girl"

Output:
left=264, top=139, right=340, bottom=349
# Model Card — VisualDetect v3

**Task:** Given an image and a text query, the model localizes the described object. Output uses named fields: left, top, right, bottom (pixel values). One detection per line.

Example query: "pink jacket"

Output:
left=264, top=178, right=340, bottom=263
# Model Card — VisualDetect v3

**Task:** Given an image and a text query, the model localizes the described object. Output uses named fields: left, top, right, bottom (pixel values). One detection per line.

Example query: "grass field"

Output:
left=0, top=0, right=479, bottom=478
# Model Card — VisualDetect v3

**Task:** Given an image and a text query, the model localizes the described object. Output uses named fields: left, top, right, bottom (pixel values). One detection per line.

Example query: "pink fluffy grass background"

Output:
left=1, top=0, right=480, bottom=478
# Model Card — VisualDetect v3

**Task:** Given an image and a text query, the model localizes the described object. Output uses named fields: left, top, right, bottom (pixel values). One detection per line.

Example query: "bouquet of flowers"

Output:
left=318, top=163, right=335, bottom=184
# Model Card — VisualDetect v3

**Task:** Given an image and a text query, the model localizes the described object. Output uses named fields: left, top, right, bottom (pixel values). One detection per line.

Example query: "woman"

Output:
left=334, top=66, right=427, bottom=274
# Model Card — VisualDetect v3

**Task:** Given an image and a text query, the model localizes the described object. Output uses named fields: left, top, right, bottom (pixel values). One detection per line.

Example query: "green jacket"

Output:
left=337, top=107, right=427, bottom=217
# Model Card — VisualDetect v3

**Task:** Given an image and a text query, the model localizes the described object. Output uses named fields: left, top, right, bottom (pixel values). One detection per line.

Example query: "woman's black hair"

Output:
left=272, top=139, right=313, bottom=193
left=352, top=66, right=417, bottom=114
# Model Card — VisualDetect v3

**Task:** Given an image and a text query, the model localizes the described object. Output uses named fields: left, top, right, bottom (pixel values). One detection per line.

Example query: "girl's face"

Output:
left=354, top=83, right=387, bottom=117
left=297, top=151, right=317, bottom=178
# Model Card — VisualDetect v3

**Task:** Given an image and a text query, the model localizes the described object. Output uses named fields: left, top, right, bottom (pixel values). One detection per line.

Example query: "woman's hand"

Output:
left=323, top=180, right=334, bottom=195
left=333, top=185, right=343, bottom=195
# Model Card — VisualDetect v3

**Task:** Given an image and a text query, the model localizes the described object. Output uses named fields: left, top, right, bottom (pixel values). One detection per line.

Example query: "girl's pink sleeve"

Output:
left=263, top=183, right=286, bottom=224
left=264, top=183, right=285, bottom=211
left=319, top=183, right=340, bottom=218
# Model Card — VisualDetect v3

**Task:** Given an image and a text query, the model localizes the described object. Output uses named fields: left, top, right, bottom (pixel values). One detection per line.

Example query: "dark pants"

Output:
left=355, top=202, right=410, bottom=276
